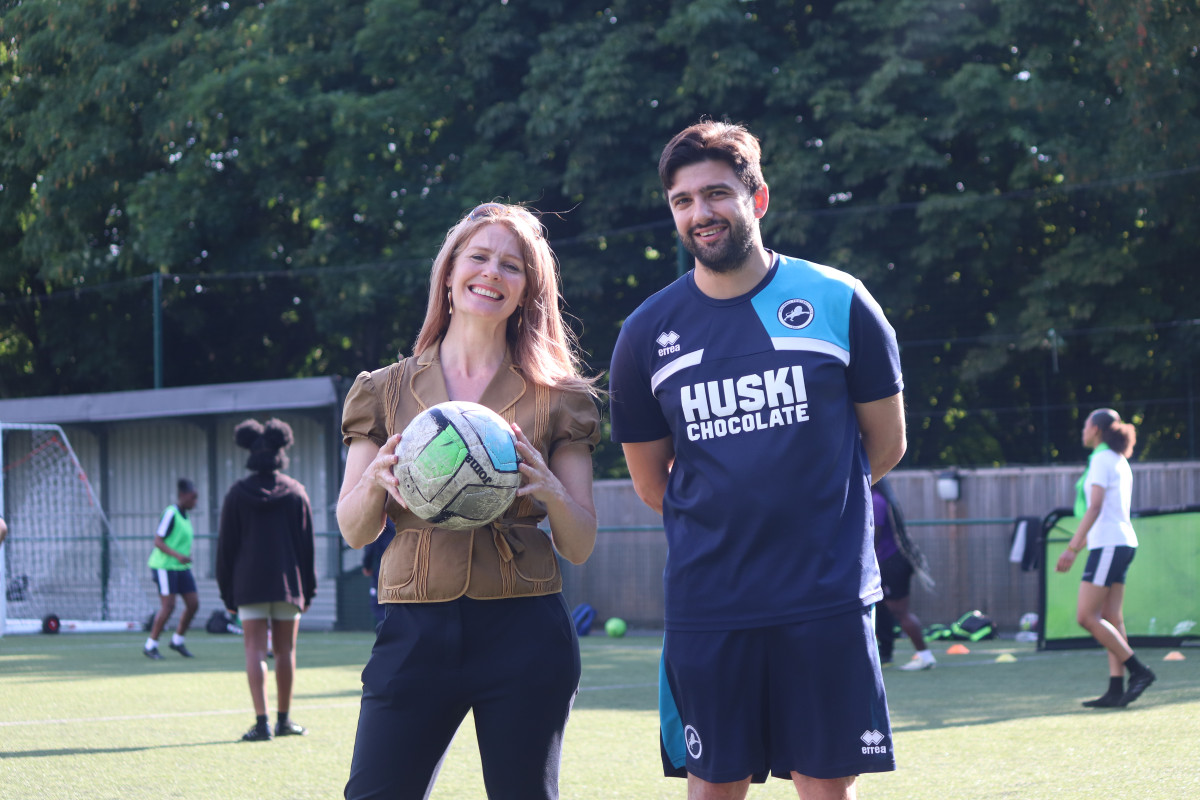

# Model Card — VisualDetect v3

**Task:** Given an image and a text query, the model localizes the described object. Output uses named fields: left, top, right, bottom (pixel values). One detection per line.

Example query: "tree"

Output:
left=523, top=0, right=1200, bottom=464
left=2, top=0, right=1197, bottom=469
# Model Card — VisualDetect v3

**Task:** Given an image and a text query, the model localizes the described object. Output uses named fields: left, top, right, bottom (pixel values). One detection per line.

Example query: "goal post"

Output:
left=1, top=423, right=155, bottom=636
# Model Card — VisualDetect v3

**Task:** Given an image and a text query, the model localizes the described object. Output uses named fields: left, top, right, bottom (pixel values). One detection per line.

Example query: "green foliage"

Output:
left=1, top=0, right=1197, bottom=470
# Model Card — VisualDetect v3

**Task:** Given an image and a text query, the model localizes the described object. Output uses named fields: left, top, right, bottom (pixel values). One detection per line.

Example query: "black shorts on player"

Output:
left=1080, top=545, right=1136, bottom=587
left=150, top=567, right=198, bottom=596
left=878, top=551, right=914, bottom=602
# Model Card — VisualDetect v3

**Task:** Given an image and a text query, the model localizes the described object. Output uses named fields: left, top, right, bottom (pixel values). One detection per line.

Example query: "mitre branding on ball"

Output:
left=393, top=401, right=522, bottom=530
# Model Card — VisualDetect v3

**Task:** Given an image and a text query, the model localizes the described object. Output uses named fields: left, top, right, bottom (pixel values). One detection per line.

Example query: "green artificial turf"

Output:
left=1, top=631, right=1197, bottom=799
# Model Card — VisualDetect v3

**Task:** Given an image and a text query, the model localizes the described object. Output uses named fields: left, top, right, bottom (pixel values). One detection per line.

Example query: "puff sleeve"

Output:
left=549, top=389, right=602, bottom=457
left=341, top=370, right=389, bottom=447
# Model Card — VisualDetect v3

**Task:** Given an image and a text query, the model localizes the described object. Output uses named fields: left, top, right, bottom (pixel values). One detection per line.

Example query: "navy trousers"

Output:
left=344, top=593, right=581, bottom=800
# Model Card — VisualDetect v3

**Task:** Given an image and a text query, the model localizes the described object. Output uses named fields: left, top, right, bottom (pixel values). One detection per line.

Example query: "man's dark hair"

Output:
left=658, top=121, right=765, bottom=194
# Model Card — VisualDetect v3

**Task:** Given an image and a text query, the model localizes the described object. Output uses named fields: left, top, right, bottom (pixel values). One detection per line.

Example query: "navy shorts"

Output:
left=1081, top=545, right=1136, bottom=586
left=879, top=552, right=914, bottom=602
left=660, top=607, right=895, bottom=784
left=150, top=568, right=197, bottom=596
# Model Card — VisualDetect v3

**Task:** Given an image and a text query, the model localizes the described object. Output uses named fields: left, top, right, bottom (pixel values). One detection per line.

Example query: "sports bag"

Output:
left=205, top=609, right=243, bottom=635
left=950, top=610, right=996, bottom=641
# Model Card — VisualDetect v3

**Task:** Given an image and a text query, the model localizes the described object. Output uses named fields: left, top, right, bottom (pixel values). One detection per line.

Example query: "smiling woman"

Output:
left=446, top=222, right=527, bottom=333
left=336, top=202, right=604, bottom=800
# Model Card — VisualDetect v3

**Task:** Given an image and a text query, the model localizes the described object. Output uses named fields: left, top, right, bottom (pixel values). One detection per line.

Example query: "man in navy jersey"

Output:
left=609, top=121, right=906, bottom=800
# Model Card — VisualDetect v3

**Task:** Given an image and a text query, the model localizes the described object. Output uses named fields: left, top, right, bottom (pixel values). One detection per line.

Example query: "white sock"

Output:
left=145, top=638, right=158, bottom=651
left=171, top=633, right=185, bottom=646
left=918, top=649, right=936, bottom=664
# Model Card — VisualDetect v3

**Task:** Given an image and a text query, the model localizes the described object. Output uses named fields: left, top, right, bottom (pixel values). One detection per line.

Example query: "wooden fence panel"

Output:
left=562, top=463, right=1200, bottom=633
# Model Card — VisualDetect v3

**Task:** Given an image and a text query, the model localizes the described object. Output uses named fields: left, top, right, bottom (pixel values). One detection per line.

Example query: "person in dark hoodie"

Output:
left=217, top=418, right=316, bottom=742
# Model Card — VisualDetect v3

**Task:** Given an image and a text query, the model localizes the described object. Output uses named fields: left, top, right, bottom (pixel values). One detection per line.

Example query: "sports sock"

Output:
left=171, top=633, right=186, bottom=646
left=1123, top=654, right=1149, bottom=676
left=917, top=649, right=936, bottom=665
left=255, top=714, right=270, bottom=734
left=277, top=710, right=290, bottom=725
left=145, top=637, right=158, bottom=651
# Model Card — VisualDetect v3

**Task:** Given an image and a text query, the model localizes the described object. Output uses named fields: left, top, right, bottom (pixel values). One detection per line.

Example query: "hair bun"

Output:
left=234, top=419, right=265, bottom=450
left=234, top=418, right=293, bottom=473
left=262, top=418, right=295, bottom=451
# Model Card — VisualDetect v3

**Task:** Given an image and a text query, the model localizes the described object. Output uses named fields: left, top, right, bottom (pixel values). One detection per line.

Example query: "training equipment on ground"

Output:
left=392, top=401, right=521, bottom=531
left=1, top=423, right=156, bottom=637
left=572, top=603, right=596, bottom=636
left=950, top=609, right=996, bottom=641
left=205, top=608, right=243, bottom=635
left=605, top=617, right=627, bottom=637
left=924, top=622, right=953, bottom=641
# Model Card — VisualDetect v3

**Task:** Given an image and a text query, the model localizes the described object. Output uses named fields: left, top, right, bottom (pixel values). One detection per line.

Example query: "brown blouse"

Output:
left=341, top=345, right=600, bottom=602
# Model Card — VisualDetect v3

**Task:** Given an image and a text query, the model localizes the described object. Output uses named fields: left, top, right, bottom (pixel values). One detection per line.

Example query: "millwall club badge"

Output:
left=777, top=299, right=815, bottom=330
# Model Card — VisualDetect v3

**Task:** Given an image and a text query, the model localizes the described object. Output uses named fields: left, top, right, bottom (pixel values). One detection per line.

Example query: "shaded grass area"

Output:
left=1, top=631, right=1197, bottom=799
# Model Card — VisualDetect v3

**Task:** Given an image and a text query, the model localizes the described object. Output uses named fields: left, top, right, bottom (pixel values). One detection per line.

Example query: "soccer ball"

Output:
left=1019, top=612, right=1039, bottom=632
left=393, top=401, right=521, bottom=530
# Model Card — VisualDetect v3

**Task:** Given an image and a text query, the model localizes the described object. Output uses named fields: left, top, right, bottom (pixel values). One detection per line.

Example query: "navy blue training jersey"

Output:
left=609, top=253, right=903, bottom=631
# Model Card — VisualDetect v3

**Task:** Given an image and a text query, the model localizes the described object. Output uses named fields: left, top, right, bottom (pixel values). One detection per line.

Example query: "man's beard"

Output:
left=681, top=215, right=756, bottom=274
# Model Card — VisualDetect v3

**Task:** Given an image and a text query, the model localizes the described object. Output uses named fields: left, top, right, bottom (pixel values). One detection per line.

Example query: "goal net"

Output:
left=1, top=423, right=155, bottom=636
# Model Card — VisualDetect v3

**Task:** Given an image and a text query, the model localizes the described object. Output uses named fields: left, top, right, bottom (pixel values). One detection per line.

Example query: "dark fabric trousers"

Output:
left=344, top=593, right=581, bottom=800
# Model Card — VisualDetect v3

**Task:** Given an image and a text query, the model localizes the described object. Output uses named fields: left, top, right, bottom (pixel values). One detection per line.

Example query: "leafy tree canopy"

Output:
left=1, top=0, right=1197, bottom=474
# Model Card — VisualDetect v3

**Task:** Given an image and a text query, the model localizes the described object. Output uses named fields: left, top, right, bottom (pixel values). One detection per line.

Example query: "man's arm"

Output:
left=855, top=392, right=906, bottom=484
left=621, top=436, right=675, bottom=515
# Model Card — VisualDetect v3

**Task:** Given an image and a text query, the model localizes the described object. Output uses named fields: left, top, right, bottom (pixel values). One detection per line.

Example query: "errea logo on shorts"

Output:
left=684, top=725, right=702, bottom=759
left=657, top=330, right=681, bottom=357
left=860, top=729, right=888, bottom=755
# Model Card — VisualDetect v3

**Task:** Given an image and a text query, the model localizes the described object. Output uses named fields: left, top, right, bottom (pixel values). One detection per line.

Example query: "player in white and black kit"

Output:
left=1055, top=408, right=1154, bottom=707
left=610, top=122, right=906, bottom=799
